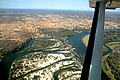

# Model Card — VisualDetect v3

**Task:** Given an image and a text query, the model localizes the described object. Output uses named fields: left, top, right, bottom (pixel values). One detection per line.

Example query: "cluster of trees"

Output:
left=22, top=40, right=57, bottom=52
left=105, top=51, right=120, bottom=80
left=1, top=38, right=31, bottom=59
left=40, top=28, right=79, bottom=38
left=102, top=30, right=120, bottom=79
left=48, top=28, right=78, bottom=38
left=104, top=31, right=120, bottom=43
left=9, top=53, right=48, bottom=79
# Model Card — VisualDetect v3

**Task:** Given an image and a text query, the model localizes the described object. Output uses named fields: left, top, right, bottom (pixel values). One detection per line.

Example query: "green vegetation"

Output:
left=50, top=28, right=77, bottom=38
left=33, top=75, right=40, bottom=80
left=102, top=56, right=115, bottom=80
left=104, top=31, right=120, bottom=43
left=1, top=38, right=31, bottom=59
left=102, top=46, right=110, bottom=55
left=9, top=52, right=76, bottom=79
left=103, top=52, right=120, bottom=80
left=41, top=28, right=78, bottom=38
left=102, top=44, right=120, bottom=80
left=106, top=42, right=120, bottom=49
left=54, top=66, right=80, bottom=80
left=22, top=39, right=57, bottom=52
left=9, top=53, right=48, bottom=79
left=82, top=31, right=120, bottom=80
left=102, top=30, right=120, bottom=80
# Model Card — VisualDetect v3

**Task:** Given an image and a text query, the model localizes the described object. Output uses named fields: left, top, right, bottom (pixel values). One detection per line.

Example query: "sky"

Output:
left=0, top=0, right=120, bottom=11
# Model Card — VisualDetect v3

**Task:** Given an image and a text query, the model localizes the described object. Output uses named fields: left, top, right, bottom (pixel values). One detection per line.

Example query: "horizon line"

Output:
left=0, top=8, right=119, bottom=12
left=0, top=8, right=94, bottom=11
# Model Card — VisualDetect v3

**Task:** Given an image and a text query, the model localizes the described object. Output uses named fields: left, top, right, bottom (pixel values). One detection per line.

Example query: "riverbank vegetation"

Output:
left=21, top=39, right=58, bottom=52
left=102, top=31, right=120, bottom=80
left=106, top=42, right=120, bottom=50
left=104, top=31, right=120, bottom=43
left=102, top=51, right=120, bottom=80
left=82, top=31, right=120, bottom=80
left=102, top=42, right=120, bottom=80
left=40, top=28, right=79, bottom=38
left=0, top=38, right=31, bottom=59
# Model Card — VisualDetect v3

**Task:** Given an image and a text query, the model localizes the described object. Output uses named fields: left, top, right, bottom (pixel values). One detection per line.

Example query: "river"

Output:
left=68, top=32, right=89, bottom=57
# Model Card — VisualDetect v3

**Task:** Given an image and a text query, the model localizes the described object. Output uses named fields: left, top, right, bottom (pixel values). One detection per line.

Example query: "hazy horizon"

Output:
left=0, top=0, right=120, bottom=12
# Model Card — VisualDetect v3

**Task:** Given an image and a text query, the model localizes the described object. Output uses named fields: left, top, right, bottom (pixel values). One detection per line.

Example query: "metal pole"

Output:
left=80, top=0, right=105, bottom=80
left=88, top=1, right=105, bottom=80
left=80, top=2, right=100, bottom=80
